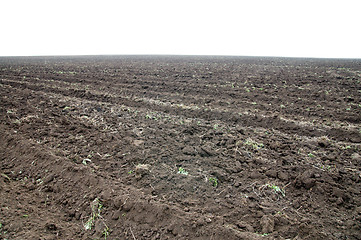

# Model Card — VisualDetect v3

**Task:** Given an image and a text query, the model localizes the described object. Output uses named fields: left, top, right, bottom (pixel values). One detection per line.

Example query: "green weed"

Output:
left=0, top=222, right=7, bottom=239
left=243, top=138, right=264, bottom=150
left=320, top=165, right=332, bottom=171
left=103, top=226, right=110, bottom=240
left=177, top=167, right=188, bottom=175
left=267, top=184, right=285, bottom=197
left=84, top=198, right=109, bottom=239
left=209, top=177, right=218, bottom=187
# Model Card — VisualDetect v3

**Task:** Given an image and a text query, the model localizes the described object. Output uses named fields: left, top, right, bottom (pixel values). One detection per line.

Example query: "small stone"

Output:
left=113, top=196, right=123, bottom=209
left=111, top=210, right=123, bottom=220
left=346, top=220, right=354, bottom=227
left=94, top=219, right=106, bottom=235
left=237, top=221, right=254, bottom=232
left=43, top=174, right=55, bottom=184
left=355, top=206, right=361, bottom=214
left=236, top=126, right=245, bottom=134
left=122, top=201, right=133, bottom=212
left=254, top=158, right=265, bottom=165
left=318, top=140, right=329, bottom=148
left=265, top=170, right=277, bottom=178
left=351, top=153, right=361, bottom=163
left=100, top=190, right=112, bottom=205
left=250, top=171, right=262, bottom=179
left=300, top=217, right=310, bottom=223
left=333, top=188, right=344, bottom=198
left=182, top=146, right=196, bottom=156
left=277, top=171, right=289, bottom=181
left=135, top=164, right=150, bottom=179
left=199, top=147, right=215, bottom=157
left=133, top=140, right=144, bottom=147
left=260, top=215, right=274, bottom=234
left=294, top=170, right=316, bottom=189
left=336, top=197, right=344, bottom=205
left=74, top=211, right=81, bottom=220
left=45, top=222, right=57, bottom=232
left=196, top=219, right=205, bottom=226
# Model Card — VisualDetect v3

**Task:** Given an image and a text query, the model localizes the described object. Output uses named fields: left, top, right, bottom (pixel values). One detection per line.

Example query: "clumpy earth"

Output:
left=0, top=55, right=360, bottom=239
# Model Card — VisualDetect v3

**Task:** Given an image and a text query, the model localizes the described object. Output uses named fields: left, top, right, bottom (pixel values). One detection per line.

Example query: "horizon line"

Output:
left=0, top=53, right=360, bottom=60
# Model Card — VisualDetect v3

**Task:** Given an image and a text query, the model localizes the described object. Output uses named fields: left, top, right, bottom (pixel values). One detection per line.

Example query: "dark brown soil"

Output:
left=0, top=55, right=360, bottom=240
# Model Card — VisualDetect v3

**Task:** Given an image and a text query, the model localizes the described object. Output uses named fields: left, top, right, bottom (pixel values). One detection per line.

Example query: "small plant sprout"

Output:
left=242, top=138, right=264, bottom=150
left=320, top=165, right=332, bottom=171
left=177, top=167, right=188, bottom=175
left=267, top=184, right=285, bottom=197
left=103, top=226, right=110, bottom=240
left=84, top=198, right=109, bottom=238
left=209, top=177, right=218, bottom=187
left=308, top=153, right=315, bottom=158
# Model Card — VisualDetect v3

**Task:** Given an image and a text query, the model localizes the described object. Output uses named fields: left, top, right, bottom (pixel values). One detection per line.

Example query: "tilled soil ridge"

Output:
left=0, top=56, right=360, bottom=239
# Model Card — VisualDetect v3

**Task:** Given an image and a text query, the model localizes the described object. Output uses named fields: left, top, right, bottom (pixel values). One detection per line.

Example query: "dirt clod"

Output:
left=135, top=164, right=151, bottom=179
left=294, top=170, right=316, bottom=189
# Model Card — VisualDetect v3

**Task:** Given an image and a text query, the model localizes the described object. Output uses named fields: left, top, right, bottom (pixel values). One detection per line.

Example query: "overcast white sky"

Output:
left=1, top=0, right=360, bottom=58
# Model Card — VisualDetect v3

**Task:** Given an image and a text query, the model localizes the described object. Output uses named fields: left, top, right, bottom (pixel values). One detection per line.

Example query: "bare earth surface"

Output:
left=0, top=55, right=360, bottom=240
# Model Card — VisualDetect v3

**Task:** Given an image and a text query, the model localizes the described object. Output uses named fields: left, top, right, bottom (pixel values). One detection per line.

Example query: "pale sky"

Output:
left=1, top=0, right=360, bottom=58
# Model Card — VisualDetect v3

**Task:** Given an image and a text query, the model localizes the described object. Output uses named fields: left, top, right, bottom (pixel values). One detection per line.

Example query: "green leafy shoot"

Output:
left=177, top=167, right=188, bottom=175
left=267, top=184, right=285, bottom=197
left=209, top=177, right=218, bottom=187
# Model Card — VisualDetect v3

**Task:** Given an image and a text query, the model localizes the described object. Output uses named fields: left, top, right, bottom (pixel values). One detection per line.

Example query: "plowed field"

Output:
left=0, top=56, right=360, bottom=239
